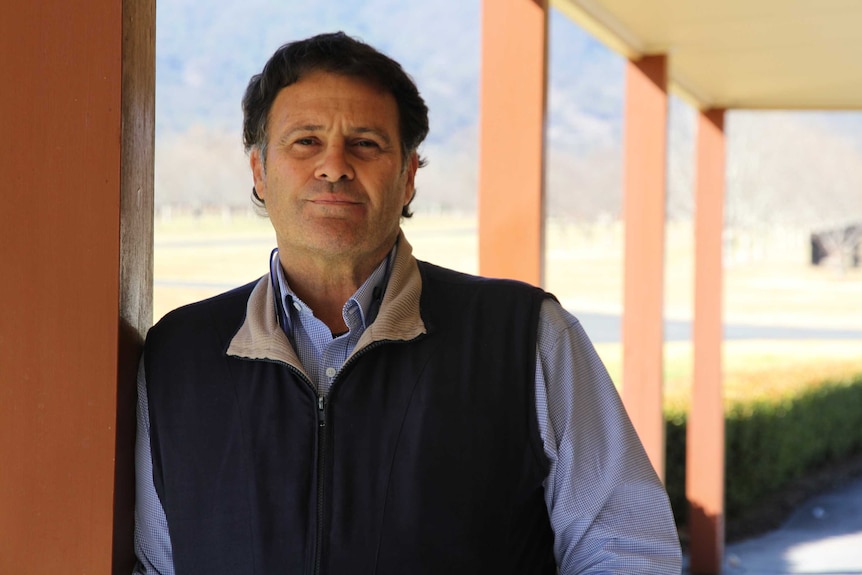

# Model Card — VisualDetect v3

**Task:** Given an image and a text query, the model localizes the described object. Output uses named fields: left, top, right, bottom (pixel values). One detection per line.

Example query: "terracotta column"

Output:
left=0, top=1, right=154, bottom=573
left=621, top=54, right=668, bottom=479
left=479, top=0, right=548, bottom=285
left=687, top=108, right=727, bottom=575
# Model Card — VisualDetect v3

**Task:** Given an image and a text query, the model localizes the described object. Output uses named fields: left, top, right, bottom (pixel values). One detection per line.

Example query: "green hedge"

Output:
left=664, top=374, right=862, bottom=526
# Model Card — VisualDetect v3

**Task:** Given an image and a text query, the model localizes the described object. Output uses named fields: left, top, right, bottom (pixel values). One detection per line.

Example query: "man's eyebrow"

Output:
left=277, top=124, right=394, bottom=147
left=280, top=124, right=324, bottom=140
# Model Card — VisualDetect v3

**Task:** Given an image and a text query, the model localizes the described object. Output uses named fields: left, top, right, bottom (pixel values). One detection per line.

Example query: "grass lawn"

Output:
left=594, top=340, right=862, bottom=411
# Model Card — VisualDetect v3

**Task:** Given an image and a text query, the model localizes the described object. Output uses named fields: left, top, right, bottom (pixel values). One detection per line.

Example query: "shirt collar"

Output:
left=270, top=244, right=397, bottom=335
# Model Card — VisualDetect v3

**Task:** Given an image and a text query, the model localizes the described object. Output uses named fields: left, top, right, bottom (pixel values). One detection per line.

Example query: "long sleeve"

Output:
left=133, top=358, right=176, bottom=575
left=535, top=299, right=682, bottom=574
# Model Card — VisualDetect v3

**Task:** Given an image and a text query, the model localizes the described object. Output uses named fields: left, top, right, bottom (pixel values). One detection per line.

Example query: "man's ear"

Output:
left=403, top=152, right=419, bottom=206
left=250, top=147, right=266, bottom=199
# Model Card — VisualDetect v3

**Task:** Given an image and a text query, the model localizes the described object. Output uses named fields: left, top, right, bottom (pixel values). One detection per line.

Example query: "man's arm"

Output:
left=133, top=358, right=176, bottom=575
left=535, top=299, right=681, bottom=574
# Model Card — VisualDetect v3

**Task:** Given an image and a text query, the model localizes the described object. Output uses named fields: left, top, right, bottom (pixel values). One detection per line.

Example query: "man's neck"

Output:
left=278, top=248, right=391, bottom=334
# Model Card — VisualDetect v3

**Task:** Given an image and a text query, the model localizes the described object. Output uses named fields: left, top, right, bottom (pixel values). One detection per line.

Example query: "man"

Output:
left=135, top=32, right=681, bottom=574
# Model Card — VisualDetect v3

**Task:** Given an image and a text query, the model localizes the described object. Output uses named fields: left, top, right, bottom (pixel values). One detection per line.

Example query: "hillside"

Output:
left=154, top=0, right=862, bottom=228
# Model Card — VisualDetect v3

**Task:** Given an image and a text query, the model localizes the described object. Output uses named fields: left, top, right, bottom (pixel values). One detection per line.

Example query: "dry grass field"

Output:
left=154, top=212, right=862, bottom=403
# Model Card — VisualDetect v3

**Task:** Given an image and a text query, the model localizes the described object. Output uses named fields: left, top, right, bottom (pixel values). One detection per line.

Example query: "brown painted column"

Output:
left=687, top=108, right=726, bottom=575
left=478, top=0, right=548, bottom=285
left=621, top=54, right=668, bottom=479
left=0, top=1, right=154, bottom=573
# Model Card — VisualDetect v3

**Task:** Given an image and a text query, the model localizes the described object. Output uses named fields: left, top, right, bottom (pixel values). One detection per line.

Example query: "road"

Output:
left=575, top=311, right=862, bottom=343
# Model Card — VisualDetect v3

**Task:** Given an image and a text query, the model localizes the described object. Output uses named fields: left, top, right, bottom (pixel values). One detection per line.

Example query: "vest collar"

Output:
left=226, top=231, right=427, bottom=372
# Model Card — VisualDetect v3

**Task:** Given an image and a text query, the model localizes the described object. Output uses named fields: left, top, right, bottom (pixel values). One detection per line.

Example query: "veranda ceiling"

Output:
left=553, top=0, right=862, bottom=110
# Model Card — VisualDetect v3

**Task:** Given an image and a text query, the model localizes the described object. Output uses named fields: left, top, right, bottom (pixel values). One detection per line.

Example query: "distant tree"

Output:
left=727, top=111, right=862, bottom=232
left=155, top=125, right=251, bottom=211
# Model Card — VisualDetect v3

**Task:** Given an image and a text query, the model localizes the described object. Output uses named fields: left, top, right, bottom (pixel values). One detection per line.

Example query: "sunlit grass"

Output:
left=594, top=340, right=862, bottom=410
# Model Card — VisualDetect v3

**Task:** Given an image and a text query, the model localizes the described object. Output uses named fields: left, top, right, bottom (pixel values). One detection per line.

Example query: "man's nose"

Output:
left=314, top=143, right=355, bottom=183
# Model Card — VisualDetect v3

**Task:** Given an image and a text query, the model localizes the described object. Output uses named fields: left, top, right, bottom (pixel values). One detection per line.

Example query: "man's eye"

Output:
left=296, top=138, right=316, bottom=146
left=355, top=140, right=379, bottom=148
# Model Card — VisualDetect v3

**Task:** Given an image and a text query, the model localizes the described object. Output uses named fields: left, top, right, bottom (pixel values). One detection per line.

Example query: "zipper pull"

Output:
left=318, top=395, right=326, bottom=427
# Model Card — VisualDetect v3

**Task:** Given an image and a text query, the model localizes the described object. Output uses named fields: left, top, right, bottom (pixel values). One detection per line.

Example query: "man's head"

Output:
left=242, top=32, right=429, bottom=218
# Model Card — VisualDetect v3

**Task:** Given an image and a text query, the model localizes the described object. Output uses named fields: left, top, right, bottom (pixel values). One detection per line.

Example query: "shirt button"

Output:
left=325, top=367, right=337, bottom=378
left=293, top=301, right=302, bottom=311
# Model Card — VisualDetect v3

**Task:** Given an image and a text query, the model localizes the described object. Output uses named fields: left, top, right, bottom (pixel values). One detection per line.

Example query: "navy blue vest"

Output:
left=145, top=262, right=556, bottom=574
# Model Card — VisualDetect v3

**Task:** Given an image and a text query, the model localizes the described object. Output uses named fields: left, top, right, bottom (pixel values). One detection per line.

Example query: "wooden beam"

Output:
left=687, top=108, right=726, bottom=575
left=0, top=0, right=154, bottom=572
left=478, top=0, right=548, bottom=286
left=621, top=54, right=669, bottom=479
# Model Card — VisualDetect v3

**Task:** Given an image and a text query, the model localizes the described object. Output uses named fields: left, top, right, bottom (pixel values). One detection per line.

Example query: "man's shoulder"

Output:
left=415, top=260, right=554, bottom=326
left=147, top=277, right=263, bottom=345
left=417, top=260, right=546, bottom=296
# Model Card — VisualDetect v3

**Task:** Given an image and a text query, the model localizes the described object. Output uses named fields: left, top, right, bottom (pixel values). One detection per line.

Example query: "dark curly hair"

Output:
left=242, top=32, right=429, bottom=217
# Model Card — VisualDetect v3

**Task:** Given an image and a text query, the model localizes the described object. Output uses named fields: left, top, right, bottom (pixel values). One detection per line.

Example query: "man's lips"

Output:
left=304, top=183, right=366, bottom=208
left=307, top=197, right=362, bottom=206
left=305, top=195, right=366, bottom=214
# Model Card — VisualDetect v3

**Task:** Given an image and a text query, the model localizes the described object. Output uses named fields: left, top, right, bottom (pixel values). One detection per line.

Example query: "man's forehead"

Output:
left=270, top=72, right=400, bottom=130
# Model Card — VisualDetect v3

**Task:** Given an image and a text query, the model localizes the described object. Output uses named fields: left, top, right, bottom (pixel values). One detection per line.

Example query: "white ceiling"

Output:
left=553, top=0, right=862, bottom=110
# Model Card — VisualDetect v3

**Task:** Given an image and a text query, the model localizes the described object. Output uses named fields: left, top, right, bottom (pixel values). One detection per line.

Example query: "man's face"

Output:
left=250, top=71, right=417, bottom=268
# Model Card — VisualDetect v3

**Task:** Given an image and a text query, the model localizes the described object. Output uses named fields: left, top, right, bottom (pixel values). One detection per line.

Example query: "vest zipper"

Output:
left=252, top=360, right=325, bottom=575
left=318, top=395, right=326, bottom=427
left=312, top=341, right=392, bottom=575
left=247, top=337, right=421, bottom=575
left=314, top=394, right=326, bottom=575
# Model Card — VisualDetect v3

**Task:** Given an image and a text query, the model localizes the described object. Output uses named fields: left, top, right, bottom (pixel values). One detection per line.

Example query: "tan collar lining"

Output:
left=226, top=231, right=427, bottom=371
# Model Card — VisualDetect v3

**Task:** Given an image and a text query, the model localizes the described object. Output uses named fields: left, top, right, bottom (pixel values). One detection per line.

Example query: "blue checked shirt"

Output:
left=134, top=247, right=681, bottom=574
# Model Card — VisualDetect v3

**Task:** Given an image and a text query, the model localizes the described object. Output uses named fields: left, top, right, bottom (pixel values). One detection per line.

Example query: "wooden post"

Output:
left=621, top=54, right=668, bottom=479
left=687, top=108, right=726, bottom=575
left=478, top=0, right=548, bottom=285
left=0, top=0, right=154, bottom=572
